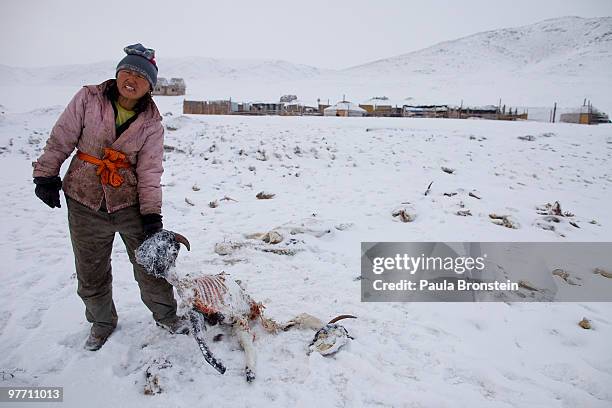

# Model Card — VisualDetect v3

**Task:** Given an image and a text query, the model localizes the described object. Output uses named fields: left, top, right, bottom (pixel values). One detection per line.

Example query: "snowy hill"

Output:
left=0, top=57, right=327, bottom=87
left=345, top=16, right=612, bottom=79
left=0, top=16, right=611, bottom=113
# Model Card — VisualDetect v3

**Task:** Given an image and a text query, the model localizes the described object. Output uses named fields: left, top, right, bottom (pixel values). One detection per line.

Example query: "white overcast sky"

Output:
left=1, top=0, right=611, bottom=69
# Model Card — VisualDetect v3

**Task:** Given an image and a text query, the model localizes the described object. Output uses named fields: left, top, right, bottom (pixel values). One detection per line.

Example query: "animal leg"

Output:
left=188, top=310, right=226, bottom=375
left=260, top=316, right=281, bottom=333
left=233, top=319, right=256, bottom=383
left=283, top=313, right=325, bottom=331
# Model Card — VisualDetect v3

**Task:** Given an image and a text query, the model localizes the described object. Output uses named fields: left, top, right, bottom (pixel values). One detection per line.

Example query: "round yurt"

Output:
left=324, top=101, right=367, bottom=117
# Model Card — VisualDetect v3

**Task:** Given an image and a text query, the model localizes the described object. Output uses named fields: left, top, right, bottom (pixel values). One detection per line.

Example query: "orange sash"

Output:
left=77, top=148, right=131, bottom=187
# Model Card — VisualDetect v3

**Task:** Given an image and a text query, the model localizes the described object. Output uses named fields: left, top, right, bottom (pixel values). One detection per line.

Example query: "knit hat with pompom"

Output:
left=116, top=43, right=158, bottom=88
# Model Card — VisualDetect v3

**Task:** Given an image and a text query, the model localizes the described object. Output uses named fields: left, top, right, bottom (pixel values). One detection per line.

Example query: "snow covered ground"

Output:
left=1, top=89, right=612, bottom=407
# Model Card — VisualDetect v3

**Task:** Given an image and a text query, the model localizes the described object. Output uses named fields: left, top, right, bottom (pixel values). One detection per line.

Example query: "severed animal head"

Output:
left=136, top=229, right=191, bottom=279
left=308, top=315, right=356, bottom=356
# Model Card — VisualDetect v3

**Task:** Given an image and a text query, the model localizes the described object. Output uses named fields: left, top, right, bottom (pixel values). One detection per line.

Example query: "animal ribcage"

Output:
left=191, top=273, right=254, bottom=319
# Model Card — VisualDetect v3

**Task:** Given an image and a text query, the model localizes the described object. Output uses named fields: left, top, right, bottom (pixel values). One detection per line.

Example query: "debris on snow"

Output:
left=256, top=191, right=275, bottom=199
left=552, top=268, right=581, bottom=285
left=518, top=280, right=539, bottom=291
left=489, top=213, right=519, bottom=229
left=220, top=196, right=238, bottom=202
left=424, top=181, right=433, bottom=196
left=334, top=223, right=354, bottom=231
left=392, top=208, right=416, bottom=223
left=578, top=317, right=592, bottom=330
left=246, top=230, right=284, bottom=244
left=594, top=268, right=612, bottom=279
left=536, top=201, right=574, bottom=217
left=144, top=358, right=172, bottom=395
left=255, top=149, right=268, bottom=161
left=517, top=135, right=536, bottom=141
left=259, top=247, right=297, bottom=256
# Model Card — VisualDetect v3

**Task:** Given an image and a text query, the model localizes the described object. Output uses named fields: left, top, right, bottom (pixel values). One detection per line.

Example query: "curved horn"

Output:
left=328, top=314, right=357, bottom=324
left=174, top=232, right=191, bottom=251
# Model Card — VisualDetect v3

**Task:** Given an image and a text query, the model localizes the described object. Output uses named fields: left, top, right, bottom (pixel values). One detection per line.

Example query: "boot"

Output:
left=84, top=325, right=115, bottom=351
left=156, top=315, right=190, bottom=335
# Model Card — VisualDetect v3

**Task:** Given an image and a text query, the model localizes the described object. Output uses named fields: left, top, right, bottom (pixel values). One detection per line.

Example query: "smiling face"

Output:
left=116, top=69, right=151, bottom=101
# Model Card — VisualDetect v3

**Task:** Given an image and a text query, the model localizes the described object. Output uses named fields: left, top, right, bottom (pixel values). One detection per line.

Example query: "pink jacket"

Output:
left=33, top=80, right=164, bottom=215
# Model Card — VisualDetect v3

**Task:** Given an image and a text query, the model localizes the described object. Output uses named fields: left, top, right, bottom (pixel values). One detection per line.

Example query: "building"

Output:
left=183, top=100, right=238, bottom=115
left=153, top=78, right=186, bottom=96
left=403, top=105, right=450, bottom=118
left=448, top=105, right=498, bottom=119
left=323, top=101, right=367, bottom=117
left=560, top=105, right=610, bottom=125
left=283, top=99, right=320, bottom=115
left=447, top=105, right=527, bottom=120
left=360, top=97, right=402, bottom=117
left=250, top=102, right=284, bottom=115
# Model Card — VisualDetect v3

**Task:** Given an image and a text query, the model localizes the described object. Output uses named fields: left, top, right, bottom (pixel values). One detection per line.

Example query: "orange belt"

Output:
left=77, top=148, right=131, bottom=187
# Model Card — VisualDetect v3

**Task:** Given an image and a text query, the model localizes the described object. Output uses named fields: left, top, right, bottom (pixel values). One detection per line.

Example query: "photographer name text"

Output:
left=372, top=279, right=519, bottom=292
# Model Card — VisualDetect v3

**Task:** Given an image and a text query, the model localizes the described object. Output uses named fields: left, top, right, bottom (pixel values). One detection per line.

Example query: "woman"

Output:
left=32, top=43, right=187, bottom=351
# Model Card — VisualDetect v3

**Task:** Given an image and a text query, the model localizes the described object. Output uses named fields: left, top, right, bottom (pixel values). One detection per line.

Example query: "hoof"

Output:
left=245, top=367, right=255, bottom=383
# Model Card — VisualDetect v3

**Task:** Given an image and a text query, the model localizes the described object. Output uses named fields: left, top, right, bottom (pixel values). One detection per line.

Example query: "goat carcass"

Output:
left=136, top=230, right=355, bottom=383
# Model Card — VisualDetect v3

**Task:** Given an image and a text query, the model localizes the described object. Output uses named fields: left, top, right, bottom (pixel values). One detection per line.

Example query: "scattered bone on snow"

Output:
left=594, top=268, right=612, bottom=279
left=245, top=230, right=284, bottom=244
left=552, top=268, right=581, bottom=285
left=536, top=201, right=574, bottom=217
left=489, top=214, right=519, bottom=229
left=392, top=208, right=416, bottom=223
left=518, top=280, right=539, bottom=291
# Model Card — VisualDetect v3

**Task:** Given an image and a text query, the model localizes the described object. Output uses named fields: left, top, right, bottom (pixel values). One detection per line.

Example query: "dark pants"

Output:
left=66, top=196, right=177, bottom=335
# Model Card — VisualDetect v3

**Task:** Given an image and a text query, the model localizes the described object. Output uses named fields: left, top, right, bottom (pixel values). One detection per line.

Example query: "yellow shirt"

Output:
left=114, top=100, right=136, bottom=128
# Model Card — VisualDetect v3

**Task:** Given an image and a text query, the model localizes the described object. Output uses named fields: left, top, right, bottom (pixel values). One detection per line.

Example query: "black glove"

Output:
left=34, top=176, right=62, bottom=208
left=142, top=213, right=163, bottom=237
